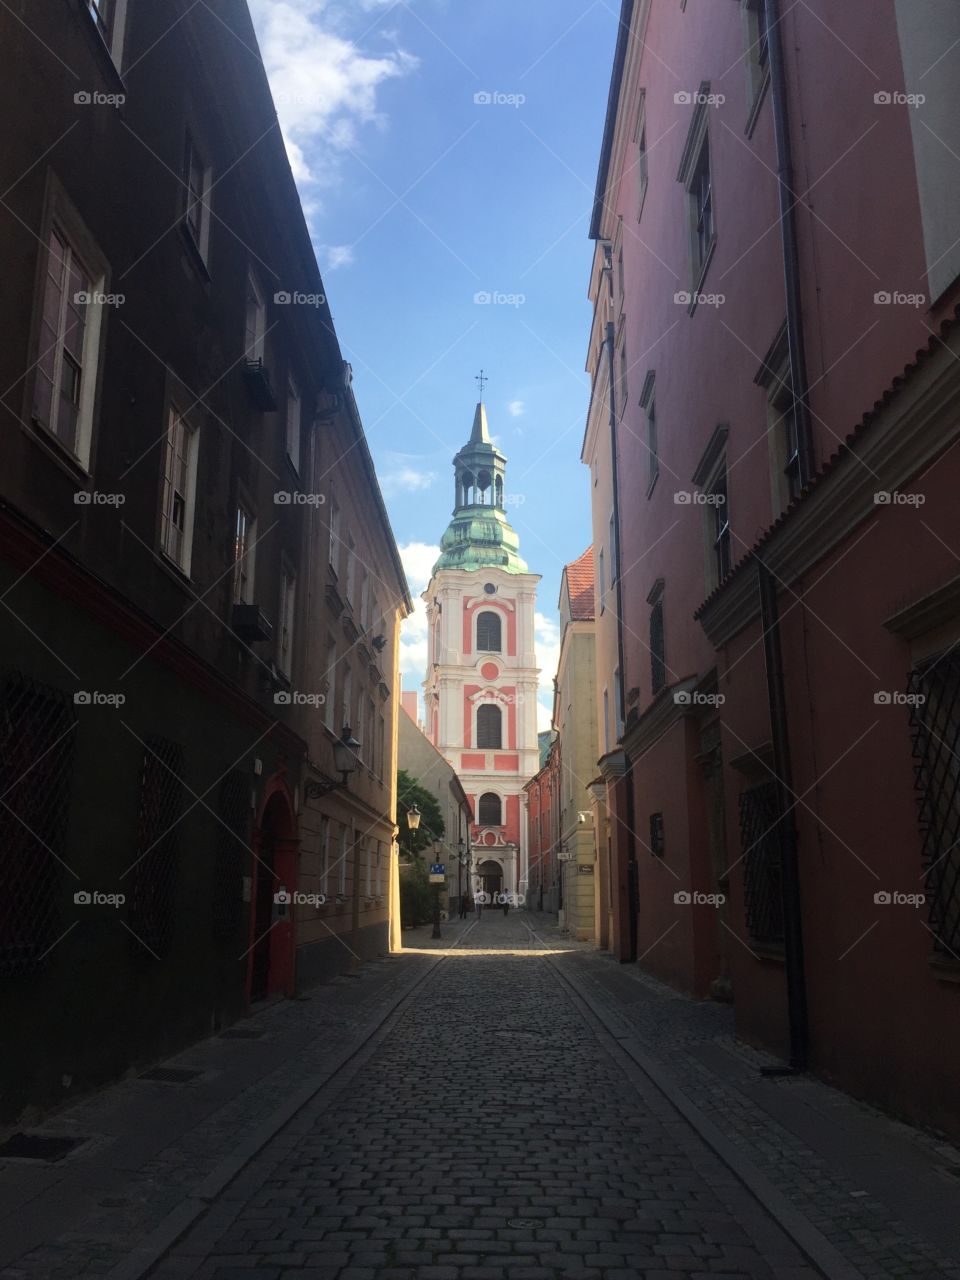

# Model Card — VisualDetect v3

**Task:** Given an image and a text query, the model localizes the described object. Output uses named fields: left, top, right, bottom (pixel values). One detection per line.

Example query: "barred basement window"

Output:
left=649, top=812, right=665, bottom=856
left=128, top=737, right=185, bottom=960
left=212, top=769, right=249, bottom=941
left=738, top=781, right=784, bottom=946
left=0, top=674, right=78, bottom=977
left=908, top=654, right=960, bottom=959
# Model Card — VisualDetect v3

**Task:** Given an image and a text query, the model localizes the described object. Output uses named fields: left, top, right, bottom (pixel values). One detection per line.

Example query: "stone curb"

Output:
left=103, top=924, right=477, bottom=1280
left=528, top=920, right=864, bottom=1280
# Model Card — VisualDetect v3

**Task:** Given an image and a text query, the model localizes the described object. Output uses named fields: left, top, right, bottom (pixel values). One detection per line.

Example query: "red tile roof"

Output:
left=565, top=546, right=595, bottom=620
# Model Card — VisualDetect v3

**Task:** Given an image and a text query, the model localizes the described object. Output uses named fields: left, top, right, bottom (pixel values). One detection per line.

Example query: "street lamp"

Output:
left=406, top=804, right=421, bottom=832
left=333, top=725, right=362, bottom=785
left=431, top=836, right=443, bottom=939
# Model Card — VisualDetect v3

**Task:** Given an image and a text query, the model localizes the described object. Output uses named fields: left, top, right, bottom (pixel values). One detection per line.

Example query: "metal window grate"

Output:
left=0, top=673, right=78, bottom=977
left=908, top=654, right=960, bottom=958
left=128, top=737, right=184, bottom=960
left=739, top=781, right=784, bottom=945
left=212, top=770, right=249, bottom=941
left=650, top=597, right=665, bottom=695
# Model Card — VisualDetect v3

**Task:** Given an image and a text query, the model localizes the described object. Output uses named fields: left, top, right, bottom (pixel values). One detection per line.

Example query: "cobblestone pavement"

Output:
left=4, top=912, right=960, bottom=1280
left=148, top=911, right=822, bottom=1280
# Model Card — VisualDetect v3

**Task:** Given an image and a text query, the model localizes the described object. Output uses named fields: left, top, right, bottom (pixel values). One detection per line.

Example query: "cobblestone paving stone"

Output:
left=539, top=922, right=960, bottom=1280
left=0, top=939, right=449, bottom=1280
left=149, top=912, right=819, bottom=1280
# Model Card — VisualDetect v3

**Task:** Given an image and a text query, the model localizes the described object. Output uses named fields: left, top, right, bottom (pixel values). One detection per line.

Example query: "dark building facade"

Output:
left=0, top=0, right=409, bottom=1121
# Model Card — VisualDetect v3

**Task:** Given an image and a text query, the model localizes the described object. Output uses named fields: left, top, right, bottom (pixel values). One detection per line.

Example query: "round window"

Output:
left=483, top=582, right=497, bottom=594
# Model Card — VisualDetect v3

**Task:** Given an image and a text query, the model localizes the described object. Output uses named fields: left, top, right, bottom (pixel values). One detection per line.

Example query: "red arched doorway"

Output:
left=247, top=776, right=298, bottom=1003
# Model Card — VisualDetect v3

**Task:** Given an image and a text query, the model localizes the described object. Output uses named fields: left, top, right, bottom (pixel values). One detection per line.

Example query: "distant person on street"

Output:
left=459, top=894, right=469, bottom=920
left=502, top=892, right=509, bottom=916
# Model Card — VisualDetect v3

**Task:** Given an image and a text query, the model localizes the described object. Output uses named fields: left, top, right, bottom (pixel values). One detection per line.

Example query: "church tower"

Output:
left=423, top=396, right=540, bottom=901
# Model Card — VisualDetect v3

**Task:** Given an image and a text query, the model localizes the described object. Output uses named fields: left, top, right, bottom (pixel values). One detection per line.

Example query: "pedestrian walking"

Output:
left=502, top=892, right=509, bottom=917
left=459, top=893, right=469, bottom=920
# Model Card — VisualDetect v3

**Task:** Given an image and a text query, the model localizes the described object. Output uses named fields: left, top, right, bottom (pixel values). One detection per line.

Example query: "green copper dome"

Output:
left=432, top=402, right=528, bottom=575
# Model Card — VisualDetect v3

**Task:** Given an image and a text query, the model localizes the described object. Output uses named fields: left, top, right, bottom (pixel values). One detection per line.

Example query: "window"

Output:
left=378, top=713, right=385, bottom=780
left=375, top=840, right=382, bottom=897
left=87, top=0, right=127, bottom=64
left=478, top=792, right=502, bottom=825
left=614, top=667, right=624, bottom=739
left=598, top=547, right=605, bottom=613
left=771, top=370, right=801, bottom=506
left=603, top=688, right=610, bottom=753
left=650, top=812, right=665, bottom=856
left=345, top=537, right=356, bottom=604
left=341, top=666, right=353, bottom=733
left=160, top=406, right=199, bottom=574
left=365, top=697, right=375, bottom=769
left=232, top=504, right=256, bottom=603
left=328, top=500, right=340, bottom=570
left=907, top=653, right=960, bottom=959
left=640, top=372, right=658, bottom=494
left=338, top=826, right=348, bottom=896
left=678, top=91, right=716, bottom=290
left=739, top=782, right=784, bottom=945
left=365, top=836, right=372, bottom=897
left=476, top=704, right=502, bottom=749
left=650, top=585, right=666, bottom=695
left=277, top=567, right=296, bottom=676
left=244, top=271, right=265, bottom=362
left=617, top=246, right=625, bottom=308
left=285, top=374, right=301, bottom=469
left=744, top=0, right=770, bottom=117
left=476, top=610, right=502, bottom=652
left=708, top=461, right=731, bottom=585
left=359, top=572, right=369, bottom=629
left=609, top=513, right=618, bottom=586
left=319, top=815, right=330, bottom=895
left=33, top=227, right=104, bottom=467
left=183, top=134, right=211, bottom=265
left=635, top=94, right=649, bottom=218
left=323, top=638, right=337, bottom=730
left=690, top=137, right=714, bottom=278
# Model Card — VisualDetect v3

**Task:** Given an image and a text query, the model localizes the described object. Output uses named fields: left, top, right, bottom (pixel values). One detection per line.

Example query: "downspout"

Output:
left=604, top=258, right=638, bottom=962
left=760, top=0, right=810, bottom=1069
left=765, top=0, right=814, bottom=486
left=756, top=557, right=809, bottom=1071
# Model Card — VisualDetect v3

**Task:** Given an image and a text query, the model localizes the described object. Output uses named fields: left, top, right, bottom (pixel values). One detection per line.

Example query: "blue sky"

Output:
left=249, top=0, right=616, bottom=727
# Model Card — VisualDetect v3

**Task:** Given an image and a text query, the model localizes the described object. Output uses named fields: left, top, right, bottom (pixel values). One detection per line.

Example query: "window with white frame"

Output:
left=640, top=372, right=658, bottom=494
left=285, top=373, right=301, bottom=469
left=232, top=503, right=256, bottom=603
left=341, top=665, right=353, bottom=733
left=33, top=225, right=105, bottom=468
left=327, top=500, right=340, bottom=570
left=476, top=703, right=502, bottom=750
left=365, top=836, right=372, bottom=897
left=160, top=406, right=199, bottom=574
left=87, top=0, right=128, bottom=65
left=757, top=326, right=802, bottom=515
left=375, top=840, right=382, bottom=897
left=244, top=271, right=265, bottom=362
left=359, top=571, right=369, bottom=629
left=378, top=713, right=385, bottom=780
left=183, top=133, right=212, bottom=265
left=277, top=565, right=296, bottom=676
left=677, top=91, right=716, bottom=290
left=319, top=815, right=330, bottom=896
left=743, top=0, right=770, bottom=115
left=707, top=458, right=731, bottom=586
left=635, top=92, right=649, bottom=218
left=323, top=637, right=337, bottom=730
left=476, top=610, right=501, bottom=652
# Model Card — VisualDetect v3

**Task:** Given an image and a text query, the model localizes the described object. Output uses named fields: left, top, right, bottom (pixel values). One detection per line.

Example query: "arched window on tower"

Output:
left=476, top=704, right=502, bottom=749
left=476, top=610, right=501, bottom=652
left=478, top=792, right=502, bottom=826
left=495, top=475, right=503, bottom=508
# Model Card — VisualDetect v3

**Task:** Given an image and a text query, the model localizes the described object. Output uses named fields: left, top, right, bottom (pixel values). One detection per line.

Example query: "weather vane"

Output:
left=475, top=369, right=488, bottom=400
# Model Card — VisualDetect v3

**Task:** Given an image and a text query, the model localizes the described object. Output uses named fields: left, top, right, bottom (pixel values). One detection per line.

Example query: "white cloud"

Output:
left=381, top=465, right=437, bottom=495
left=249, top=0, right=418, bottom=200
left=398, top=541, right=439, bottom=695
left=507, top=400, right=524, bottom=418
left=323, top=244, right=355, bottom=270
left=534, top=610, right=560, bottom=724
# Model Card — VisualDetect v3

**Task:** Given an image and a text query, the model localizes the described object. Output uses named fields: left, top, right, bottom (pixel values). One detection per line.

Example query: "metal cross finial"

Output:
left=475, top=369, right=487, bottom=400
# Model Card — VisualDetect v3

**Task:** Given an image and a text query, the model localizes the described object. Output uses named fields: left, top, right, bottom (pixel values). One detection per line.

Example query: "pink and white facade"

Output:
left=423, top=402, right=541, bottom=900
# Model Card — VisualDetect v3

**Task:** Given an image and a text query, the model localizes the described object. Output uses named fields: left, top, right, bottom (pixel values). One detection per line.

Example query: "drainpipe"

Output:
left=764, top=0, right=814, bottom=487
left=756, top=557, right=809, bottom=1071
left=603, top=255, right=638, bottom=961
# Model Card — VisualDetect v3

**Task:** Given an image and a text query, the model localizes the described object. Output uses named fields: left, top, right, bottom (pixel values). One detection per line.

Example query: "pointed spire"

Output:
left=469, top=401, right=491, bottom=445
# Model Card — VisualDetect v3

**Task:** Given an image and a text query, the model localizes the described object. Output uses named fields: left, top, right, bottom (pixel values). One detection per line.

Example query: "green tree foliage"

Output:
left=399, top=861, right=434, bottom=927
left=396, top=768, right=445, bottom=861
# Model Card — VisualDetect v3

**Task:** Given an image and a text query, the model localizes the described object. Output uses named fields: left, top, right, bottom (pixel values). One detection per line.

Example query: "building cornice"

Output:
left=621, top=676, right=698, bottom=764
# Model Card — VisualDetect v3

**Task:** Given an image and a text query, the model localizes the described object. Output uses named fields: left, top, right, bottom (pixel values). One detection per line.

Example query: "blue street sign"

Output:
left=429, top=863, right=445, bottom=875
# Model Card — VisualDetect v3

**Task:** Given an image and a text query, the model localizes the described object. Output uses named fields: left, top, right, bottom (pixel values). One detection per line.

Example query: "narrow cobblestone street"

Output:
left=3, top=912, right=960, bottom=1280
